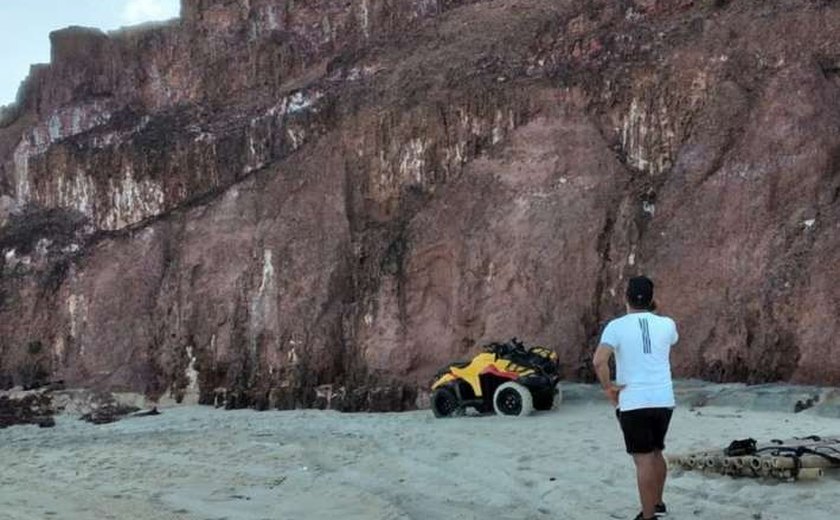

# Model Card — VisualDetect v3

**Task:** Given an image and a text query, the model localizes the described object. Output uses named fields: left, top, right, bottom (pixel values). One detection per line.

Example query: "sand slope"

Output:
left=2, top=387, right=840, bottom=520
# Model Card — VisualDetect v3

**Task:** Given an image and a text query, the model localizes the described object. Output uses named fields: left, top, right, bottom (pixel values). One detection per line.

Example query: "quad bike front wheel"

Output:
left=431, top=386, right=462, bottom=418
left=493, top=381, right=534, bottom=417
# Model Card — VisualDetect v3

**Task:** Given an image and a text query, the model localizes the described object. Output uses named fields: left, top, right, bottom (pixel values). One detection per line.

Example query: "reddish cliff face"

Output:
left=1, top=0, right=839, bottom=410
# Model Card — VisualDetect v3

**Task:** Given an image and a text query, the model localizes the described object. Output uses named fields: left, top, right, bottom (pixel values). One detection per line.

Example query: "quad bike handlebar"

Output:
left=484, top=337, right=527, bottom=358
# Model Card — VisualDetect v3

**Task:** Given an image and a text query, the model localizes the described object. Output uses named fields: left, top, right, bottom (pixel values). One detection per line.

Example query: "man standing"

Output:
left=593, top=276, right=678, bottom=520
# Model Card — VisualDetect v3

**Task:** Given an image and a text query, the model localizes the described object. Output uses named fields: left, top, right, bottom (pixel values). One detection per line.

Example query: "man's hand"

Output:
left=593, top=344, right=623, bottom=406
left=603, top=382, right=625, bottom=407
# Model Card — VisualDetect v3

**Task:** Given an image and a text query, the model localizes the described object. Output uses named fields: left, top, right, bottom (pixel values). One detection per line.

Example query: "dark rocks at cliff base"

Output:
left=0, top=388, right=163, bottom=428
left=79, top=402, right=142, bottom=425
left=0, top=393, right=55, bottom=429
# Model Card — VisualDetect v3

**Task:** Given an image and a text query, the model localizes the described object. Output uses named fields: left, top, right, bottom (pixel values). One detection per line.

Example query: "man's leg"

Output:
left=650, top=408, right=673, bottom=508
left=632, top=453, right=659, bottom=519
left=652, top=449, right=667, bottom=505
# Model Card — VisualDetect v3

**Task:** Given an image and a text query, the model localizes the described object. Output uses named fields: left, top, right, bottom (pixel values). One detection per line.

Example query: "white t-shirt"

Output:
left=599, top=311, right=678, bottom=411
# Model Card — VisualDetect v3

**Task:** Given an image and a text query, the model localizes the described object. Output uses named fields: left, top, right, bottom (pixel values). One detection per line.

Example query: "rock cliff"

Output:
left=2, top=0, right=839, bottom=410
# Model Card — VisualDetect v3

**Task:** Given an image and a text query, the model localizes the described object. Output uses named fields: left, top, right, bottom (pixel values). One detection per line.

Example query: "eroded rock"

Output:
left=2, top=1, right=840, bottom=411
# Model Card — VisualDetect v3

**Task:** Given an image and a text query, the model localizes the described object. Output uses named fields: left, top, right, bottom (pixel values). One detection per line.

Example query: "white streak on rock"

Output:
left=12, top=140, right=31, bottom=203
left=54, top=336, right=65, bottom=366
left=360, top=0, right=371, bottom=39
left=287, top=128, right=306, bottom=150
left=184, top=345, right=200, bottom=403
left=322, top=15, right=332, bottom=43
left=492, top=109, right=505, bottom=145
left=103, top=166, right=165, bottom=230
left=48, top=113, right=62, bottom=141
left=287, top=90, right=322, bottom=113
left=67, top=293, right=89, bottom=357
left=400, top=138, right=428, bottom=184
left=249, top=249, right=278, bottom=361
left=266, top=5, right=279, bottom=30
left=258, top=249, right=275, bottom=295
left=621, top=98, right=650, bottom=172
left=55, top=168, right=98, bottom=217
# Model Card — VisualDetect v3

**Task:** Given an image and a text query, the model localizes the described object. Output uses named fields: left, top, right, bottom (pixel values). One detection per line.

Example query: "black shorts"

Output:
left=616, top=407, right=673, bottom=454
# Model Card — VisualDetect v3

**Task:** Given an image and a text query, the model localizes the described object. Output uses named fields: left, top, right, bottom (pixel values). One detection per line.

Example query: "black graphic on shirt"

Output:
left=638, top=318, right=651, bottom=354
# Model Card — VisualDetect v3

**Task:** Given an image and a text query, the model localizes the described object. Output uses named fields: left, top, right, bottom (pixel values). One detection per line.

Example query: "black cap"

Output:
left=626, top=276, right=654, bottom=309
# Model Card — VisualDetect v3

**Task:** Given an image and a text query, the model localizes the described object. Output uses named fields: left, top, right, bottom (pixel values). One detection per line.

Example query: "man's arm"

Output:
left=593, top=344, right=623, bottom=406
left=671, top=318, right=679, bottom=346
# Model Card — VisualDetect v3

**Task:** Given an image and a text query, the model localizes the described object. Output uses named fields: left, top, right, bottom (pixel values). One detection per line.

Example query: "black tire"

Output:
left=533, top=384, right=562, bottom=411
left=533, top=390, right=554, bottom=411
left=431, top=386, right=461, bottom=418
left=492, top=381, right=534, bottom=417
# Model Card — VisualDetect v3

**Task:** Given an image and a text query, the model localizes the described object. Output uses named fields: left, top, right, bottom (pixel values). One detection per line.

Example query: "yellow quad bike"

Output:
left=430, top=338, right=562, bottom=418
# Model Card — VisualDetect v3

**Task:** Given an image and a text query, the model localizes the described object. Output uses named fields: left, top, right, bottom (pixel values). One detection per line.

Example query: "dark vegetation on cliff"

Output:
left=1, top=0, right=839, bottom=410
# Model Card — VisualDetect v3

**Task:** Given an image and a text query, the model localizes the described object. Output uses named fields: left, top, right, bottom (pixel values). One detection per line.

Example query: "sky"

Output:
left=0, top=0, right=181, bottom=107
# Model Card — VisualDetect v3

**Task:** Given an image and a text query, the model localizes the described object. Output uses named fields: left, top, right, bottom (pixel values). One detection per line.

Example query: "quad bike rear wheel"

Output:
left=431, top=386, right=462, bottom=418
left=533, top=384, right=562, bottom=411
left=493, top=381, right=534, bottom=417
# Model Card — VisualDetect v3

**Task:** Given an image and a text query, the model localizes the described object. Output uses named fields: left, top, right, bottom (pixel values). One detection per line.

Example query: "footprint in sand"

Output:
left=517, top=454, right=534, bottom=471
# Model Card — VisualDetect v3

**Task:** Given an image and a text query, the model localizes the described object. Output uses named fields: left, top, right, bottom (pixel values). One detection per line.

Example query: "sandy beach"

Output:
left=2, top=383, right=840, bottom=520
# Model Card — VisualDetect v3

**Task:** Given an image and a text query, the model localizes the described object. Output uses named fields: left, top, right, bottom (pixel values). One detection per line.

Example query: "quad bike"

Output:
left=430, top=338, right=562, bottom=418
